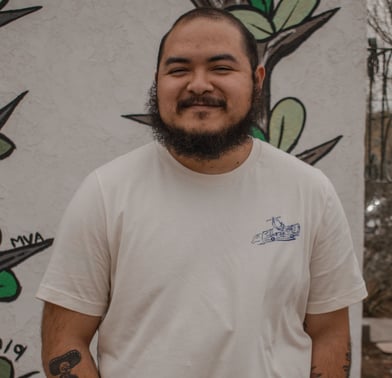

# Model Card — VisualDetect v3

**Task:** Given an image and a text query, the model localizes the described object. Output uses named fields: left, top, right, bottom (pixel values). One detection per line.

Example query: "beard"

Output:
left=147, top=81, right=261, bottom=161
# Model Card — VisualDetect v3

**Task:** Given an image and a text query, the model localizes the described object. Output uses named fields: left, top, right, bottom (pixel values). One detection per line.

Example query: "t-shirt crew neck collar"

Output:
left=155, top=138, right=262, bottom=184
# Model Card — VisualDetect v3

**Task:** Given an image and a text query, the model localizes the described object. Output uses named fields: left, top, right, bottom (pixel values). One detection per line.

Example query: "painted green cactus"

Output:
left=126, top=0, right=342, bottom=165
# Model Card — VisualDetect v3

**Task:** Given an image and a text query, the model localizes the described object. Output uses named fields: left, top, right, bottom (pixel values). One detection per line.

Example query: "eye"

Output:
left=212, top=66, right=233, bottom=73
left=168, top=67, right=188, bottom=76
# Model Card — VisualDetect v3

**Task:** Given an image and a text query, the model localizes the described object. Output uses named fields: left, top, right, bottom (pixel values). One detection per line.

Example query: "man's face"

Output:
left=152, top=17, right=263, bottom=159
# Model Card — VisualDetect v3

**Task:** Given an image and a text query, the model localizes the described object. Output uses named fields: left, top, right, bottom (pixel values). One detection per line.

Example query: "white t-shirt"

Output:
left=37, top=139, right=367, bottom=377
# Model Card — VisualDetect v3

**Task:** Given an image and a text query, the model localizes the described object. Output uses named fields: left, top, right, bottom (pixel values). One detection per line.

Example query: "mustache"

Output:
left=177, top=95, right=226, bottom=111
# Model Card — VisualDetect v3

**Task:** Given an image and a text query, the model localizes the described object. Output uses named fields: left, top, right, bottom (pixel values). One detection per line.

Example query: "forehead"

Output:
left=161, top=18, right=246, bottom=61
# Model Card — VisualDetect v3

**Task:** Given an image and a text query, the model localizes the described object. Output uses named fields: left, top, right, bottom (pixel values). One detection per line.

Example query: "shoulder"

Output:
left=69, top=142, right=160, bottom=202
left=98, top=141, right=157, bottom=174
left=255, top=139, right=331, bottom=189
left=91, top=141, right=158, bottom=186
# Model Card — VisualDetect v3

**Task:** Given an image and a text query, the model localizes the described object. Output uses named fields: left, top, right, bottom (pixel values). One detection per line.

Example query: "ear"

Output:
left=254, top=65, right=265, bottom=89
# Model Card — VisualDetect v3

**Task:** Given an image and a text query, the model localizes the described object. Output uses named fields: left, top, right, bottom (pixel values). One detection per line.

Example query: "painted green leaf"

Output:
left=0, top=133, right=15, bottom=160
left=269, top=98, right=305, bottom=152
left=230, top=9, right=274, bottom=40
left=0, top=91, right=28, bottom=130
left=296, top=136, right=342, bottom=165
left=0, top=270, right=20, bottom=301
left=0, top=1, right=9, bottom=11
left=250, top=125, right=267, bottom=141
left=0, top=356, right=14, bottom=378
left=0, top=6, right=42, bottom=28
left=273, top=0, right=318, bottom=32
left=250, top=0, right=274, bottom=15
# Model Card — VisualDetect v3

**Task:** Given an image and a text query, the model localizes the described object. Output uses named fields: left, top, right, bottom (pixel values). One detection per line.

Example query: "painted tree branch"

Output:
left=191, top=0, right=249, bottom=8
left=259, top=9, right=340, bottom=132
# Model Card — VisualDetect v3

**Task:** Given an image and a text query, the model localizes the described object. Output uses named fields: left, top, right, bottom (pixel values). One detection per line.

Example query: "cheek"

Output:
left=228, top=88, right=253, bottom=113
left=157, top=82, right=181, bottom=112
left=223, top=78, right=253, bottom=102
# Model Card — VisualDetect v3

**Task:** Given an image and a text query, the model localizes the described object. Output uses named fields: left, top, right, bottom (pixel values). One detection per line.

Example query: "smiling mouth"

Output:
left=177, top=96, right=226, bottom=112
left=187, top=104, right=221, bottom=108
left=181, top=104, right=224, bottom=116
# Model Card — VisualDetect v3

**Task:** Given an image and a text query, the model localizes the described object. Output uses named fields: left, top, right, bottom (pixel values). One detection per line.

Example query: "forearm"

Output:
left=42, top=342, right=99, bottom=377
left=305, top=308, right=351, bottom=377
left=309, top=335, right=351, bottom=377
left=41, top=302, right=101, bottom=378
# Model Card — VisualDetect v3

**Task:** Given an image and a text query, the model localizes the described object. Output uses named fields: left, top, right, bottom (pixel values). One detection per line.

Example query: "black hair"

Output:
left=156, top=7, right=259, bottom=73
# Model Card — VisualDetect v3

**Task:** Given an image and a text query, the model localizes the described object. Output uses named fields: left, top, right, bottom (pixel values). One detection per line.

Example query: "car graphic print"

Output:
left=252, top=216, right=300, bottom=245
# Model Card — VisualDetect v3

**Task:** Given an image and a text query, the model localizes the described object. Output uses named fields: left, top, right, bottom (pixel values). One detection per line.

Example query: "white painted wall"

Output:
left=0, top=0, right=366, bottom=376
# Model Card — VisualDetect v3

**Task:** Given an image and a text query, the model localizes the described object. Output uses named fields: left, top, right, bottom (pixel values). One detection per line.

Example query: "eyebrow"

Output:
left=164, top=57, right=191, bottom=66
left=208, top=54, right=238, bottom=63
left=163, top=54, right=238, bottom=66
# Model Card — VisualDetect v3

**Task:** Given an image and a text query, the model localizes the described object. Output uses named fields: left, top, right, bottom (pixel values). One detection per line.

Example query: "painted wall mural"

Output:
left=0, top=338, right=39, bottom=378
left=0, top=230, right=53, bottom=302
left=0, top=0, right=52, bottom=312
left=0, top=0, right=44, bottom=161
left=0, top=2, right=49, bottom=376
left=0, top=0, right=43, bottom=160
left=0, top=0, right=44, bottom=159
left=0, top=1, right=365, bottom=375
left=125, top=0, right=342, bottom=165
left=0, top=92, right=27, bottom=161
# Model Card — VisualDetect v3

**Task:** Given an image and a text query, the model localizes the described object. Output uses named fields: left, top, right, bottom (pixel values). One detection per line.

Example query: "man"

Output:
left=37, top=7, right=367, bottom=378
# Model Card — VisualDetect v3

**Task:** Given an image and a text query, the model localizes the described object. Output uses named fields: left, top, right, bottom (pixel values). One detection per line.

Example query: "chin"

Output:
left=184, top=123, right=229, bottom=136
left=178, top=115, right=232, bottom=132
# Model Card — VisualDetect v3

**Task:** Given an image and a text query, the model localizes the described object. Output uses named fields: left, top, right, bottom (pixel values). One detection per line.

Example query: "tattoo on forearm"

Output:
left=49, top=349, right=81, bottom=378
left=310, top=366, right=322, bottom=377
left=343, top=342, right=352, bottom=377
left=309, top=341, right=351, bottom=378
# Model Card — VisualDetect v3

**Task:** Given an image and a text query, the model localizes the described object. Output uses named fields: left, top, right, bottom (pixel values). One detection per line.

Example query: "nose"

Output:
left=186, top=70, right=214, bottom=95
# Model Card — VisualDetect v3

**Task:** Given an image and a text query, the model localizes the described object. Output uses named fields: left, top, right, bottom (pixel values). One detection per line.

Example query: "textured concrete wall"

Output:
left=0, top=0, right=366, bottom=376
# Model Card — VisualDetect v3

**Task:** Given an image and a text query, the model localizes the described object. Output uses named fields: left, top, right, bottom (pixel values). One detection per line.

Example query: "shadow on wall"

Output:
left=125, top=0, right=342, bottom=166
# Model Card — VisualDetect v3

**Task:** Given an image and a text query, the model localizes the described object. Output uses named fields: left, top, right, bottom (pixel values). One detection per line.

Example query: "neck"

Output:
left=168, top=138, right=253, bottom=174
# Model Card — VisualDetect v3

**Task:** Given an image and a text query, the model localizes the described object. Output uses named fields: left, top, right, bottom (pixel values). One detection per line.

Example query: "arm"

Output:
left=304, top=307, right=351, bottom=378
left=41, top=302, right=101, bottom=378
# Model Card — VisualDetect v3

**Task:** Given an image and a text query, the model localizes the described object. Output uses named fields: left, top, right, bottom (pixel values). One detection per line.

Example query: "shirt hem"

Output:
left=306, top=284, right=368, bottom=314
left=36, top=285, right=106, bottom=317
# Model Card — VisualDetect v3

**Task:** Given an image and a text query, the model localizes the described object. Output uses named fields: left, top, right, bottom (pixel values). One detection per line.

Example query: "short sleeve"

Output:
left=36, top=172, right=110, bottom=316
left=306, top=177, right=367, bottom=314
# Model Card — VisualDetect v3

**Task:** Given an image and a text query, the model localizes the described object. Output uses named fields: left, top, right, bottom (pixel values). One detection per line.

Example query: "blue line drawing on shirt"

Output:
left=252, top=216, right=300, bottom=245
